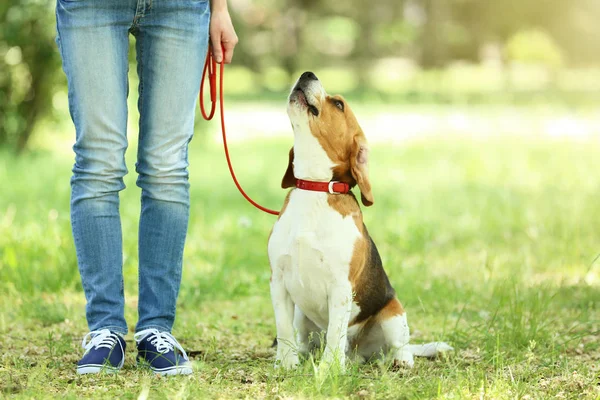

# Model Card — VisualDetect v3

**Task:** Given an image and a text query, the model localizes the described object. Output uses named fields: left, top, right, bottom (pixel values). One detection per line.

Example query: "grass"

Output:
left=1, top=122, right=599, bottom=399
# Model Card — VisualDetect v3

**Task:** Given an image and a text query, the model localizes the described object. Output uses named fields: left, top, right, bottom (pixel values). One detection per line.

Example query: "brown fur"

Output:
left=327, top=193, right=362, bottom=224
left=377, top=298, right=405, bottom=320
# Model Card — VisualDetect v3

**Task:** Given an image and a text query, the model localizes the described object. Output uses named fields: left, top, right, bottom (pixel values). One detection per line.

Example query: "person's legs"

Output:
left=56, top=0, right=137, bottom=335
left=131, top=0, right=210, bottom=333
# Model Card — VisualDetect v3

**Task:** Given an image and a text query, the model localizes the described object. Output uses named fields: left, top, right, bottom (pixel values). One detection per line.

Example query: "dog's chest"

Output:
left=268, top=190, right=361, bottom=327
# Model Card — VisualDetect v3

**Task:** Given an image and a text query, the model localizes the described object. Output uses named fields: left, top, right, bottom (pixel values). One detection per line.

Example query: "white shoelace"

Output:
left=134, top=329, right=189, bottom=360
left=81, top=329, right=123, bottom=353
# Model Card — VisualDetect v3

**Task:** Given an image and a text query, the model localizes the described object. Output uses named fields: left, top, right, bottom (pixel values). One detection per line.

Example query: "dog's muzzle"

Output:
left=290, top=71, right=320, bottom=116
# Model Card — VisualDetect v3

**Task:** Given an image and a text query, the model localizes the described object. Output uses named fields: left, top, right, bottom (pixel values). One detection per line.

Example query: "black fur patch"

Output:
left=352, top=228, right=396, bottom=324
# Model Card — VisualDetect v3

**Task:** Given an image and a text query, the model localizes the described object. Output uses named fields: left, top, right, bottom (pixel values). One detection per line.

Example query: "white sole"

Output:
left=77, top=364, right=120, bottom=375
left=137, top=361, right=193, bottom=376
left=156, top=366, right=193, bottom=376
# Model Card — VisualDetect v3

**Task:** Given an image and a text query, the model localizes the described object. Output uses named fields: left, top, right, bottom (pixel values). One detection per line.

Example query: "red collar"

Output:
left=296, top=179, right=351, bottom=194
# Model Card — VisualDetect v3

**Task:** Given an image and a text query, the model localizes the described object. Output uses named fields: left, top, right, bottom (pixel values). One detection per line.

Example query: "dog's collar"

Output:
left=296, top=179, right=350, bottom=194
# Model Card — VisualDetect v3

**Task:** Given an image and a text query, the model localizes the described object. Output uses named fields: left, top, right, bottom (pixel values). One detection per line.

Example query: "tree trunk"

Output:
left=420, top=0, right=449, bottom=68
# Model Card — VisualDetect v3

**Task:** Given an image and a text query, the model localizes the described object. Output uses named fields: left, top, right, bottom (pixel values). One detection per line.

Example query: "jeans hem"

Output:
left=91, top=325, right=128, bottom=336
left=135, top=324, right=172, bottom=334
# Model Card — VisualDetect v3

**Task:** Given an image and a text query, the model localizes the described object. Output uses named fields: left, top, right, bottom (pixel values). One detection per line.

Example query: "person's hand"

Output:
left=210, top=2, right=238, bottom=64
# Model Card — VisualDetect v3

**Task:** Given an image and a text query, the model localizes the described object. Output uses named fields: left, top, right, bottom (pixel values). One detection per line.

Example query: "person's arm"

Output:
left=210, top=0, right=238, bottom=64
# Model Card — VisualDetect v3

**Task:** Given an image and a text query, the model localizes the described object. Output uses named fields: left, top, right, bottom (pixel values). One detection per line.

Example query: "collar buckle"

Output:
left=328, top=181, right=341, bottom=194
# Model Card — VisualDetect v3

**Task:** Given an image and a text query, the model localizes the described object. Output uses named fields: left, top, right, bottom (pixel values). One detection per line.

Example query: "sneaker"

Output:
left=134, top=329, right=192, bottom=376
left=77, top=329, right=126, bottom=374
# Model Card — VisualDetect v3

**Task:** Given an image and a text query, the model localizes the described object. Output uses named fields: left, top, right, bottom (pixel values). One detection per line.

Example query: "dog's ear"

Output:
left=350, top=133, right=373, bottom=206
left=281, top=147, right=296, bottom=189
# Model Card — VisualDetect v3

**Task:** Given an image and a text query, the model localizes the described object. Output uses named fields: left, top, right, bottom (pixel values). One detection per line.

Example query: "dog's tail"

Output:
left=408, top=342, right=453, bottom=358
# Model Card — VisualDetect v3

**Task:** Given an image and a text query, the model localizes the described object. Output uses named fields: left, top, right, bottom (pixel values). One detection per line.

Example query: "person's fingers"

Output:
left=211, top=32, right=223, bottom=63
left=222, top=38, right=237, bottom=64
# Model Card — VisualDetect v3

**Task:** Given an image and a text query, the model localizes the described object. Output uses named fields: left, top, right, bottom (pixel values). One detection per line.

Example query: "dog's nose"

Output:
left=300, top=71, right=318, bottom=81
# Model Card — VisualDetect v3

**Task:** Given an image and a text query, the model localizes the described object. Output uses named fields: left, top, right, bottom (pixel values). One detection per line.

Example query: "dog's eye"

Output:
left=334, top=100, right=344, bottom=111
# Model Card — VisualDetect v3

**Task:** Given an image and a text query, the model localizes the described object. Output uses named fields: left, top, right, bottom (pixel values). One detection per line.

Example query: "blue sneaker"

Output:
left=77, top=329, right=126, bottom=374
left=134, top=329, right=192, bottom=376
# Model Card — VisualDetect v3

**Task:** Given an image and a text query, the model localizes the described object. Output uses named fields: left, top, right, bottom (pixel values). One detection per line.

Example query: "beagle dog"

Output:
left=268, top=72, right=452, bottom=370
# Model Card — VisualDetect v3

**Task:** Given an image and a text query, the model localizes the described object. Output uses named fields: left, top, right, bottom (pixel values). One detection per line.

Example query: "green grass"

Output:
left=1, top=129, right=599, bottom=399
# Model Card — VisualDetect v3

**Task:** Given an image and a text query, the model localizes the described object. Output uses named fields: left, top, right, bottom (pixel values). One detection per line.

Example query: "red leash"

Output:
left=199, top=48, right=280, bottom=216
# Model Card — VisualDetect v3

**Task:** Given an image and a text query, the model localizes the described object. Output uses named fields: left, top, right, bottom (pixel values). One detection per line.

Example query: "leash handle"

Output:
left=199, top=48, right=217, bottom=120
left=199, top=46, right=280, bottom=216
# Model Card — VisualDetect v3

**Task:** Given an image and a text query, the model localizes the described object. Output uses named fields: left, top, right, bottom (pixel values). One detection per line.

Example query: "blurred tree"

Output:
left=419, top=0, right=450, bottom=68
left=0, top=0, right=61, bottom=153
left=545, top=0, right=600, bottom=66
left=352, top=1, right=389, bottom=90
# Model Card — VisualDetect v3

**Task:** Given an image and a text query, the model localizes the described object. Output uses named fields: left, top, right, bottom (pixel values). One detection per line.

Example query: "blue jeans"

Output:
left=56, top=0, right=210, bottom=335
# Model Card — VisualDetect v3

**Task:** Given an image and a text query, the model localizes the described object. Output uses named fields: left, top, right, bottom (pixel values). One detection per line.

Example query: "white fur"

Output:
left=291, top=122, right=335, bottom=181
left=286, top=79, right=333, bottom=182
left=381, top=314, right=414, bottom=367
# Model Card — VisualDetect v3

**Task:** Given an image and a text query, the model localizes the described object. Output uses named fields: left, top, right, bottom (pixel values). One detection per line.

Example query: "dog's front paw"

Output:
left=392, top=350, right=414, bottom=369
left=274, top=354, right=300, bottom=370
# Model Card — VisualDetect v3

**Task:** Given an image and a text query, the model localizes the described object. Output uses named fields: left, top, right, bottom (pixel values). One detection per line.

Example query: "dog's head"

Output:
left=281, top=72, right=373, bottom=206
